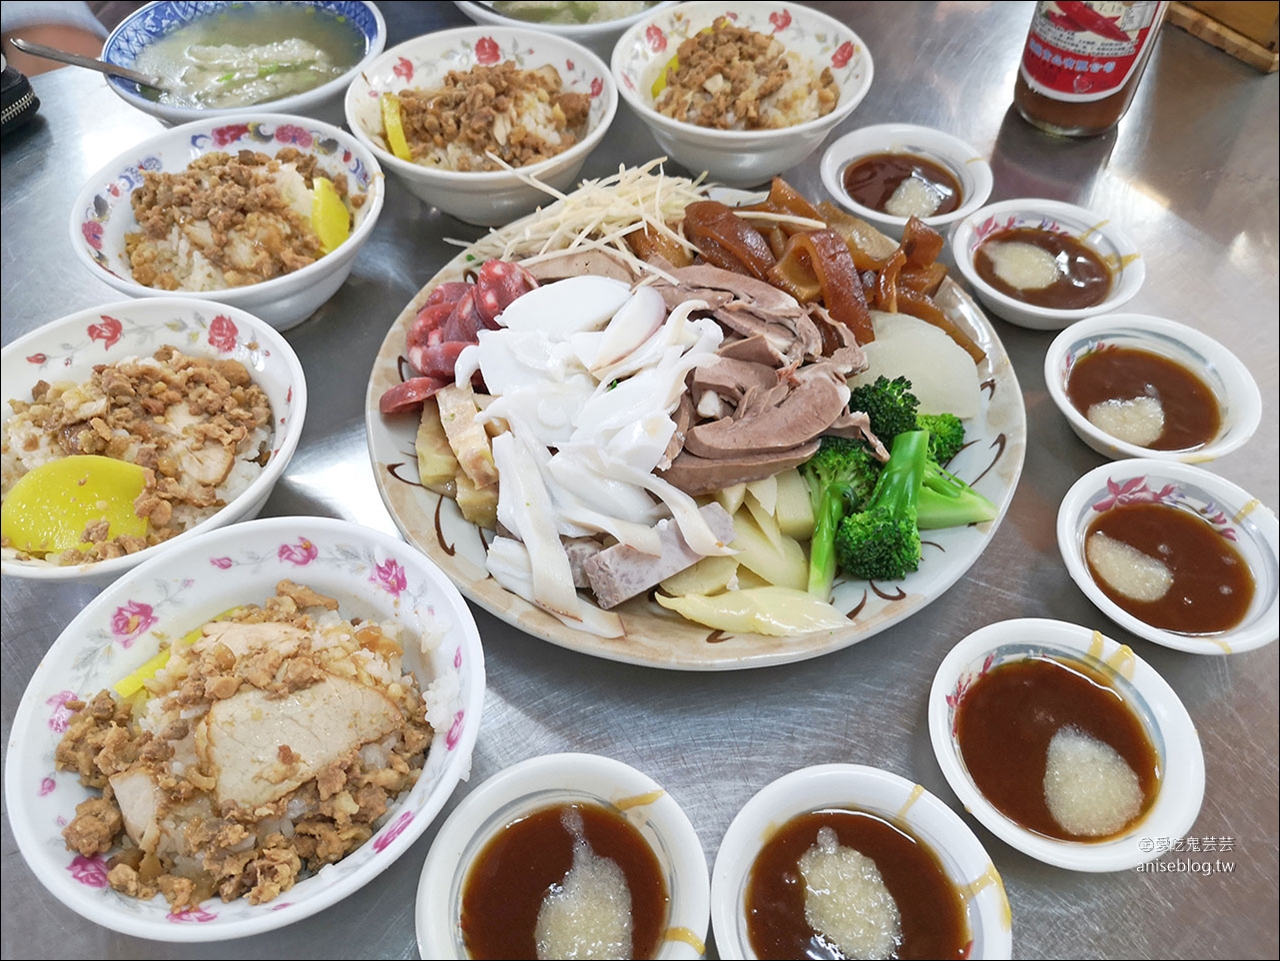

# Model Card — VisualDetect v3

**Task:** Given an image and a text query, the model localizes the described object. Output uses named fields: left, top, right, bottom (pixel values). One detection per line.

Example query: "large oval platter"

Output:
left=366, top=192, right=1026, bottom=671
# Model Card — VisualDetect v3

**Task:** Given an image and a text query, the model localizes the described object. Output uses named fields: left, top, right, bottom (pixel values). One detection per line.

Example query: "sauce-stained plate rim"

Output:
left=364, top=189, right=1027, bottom=671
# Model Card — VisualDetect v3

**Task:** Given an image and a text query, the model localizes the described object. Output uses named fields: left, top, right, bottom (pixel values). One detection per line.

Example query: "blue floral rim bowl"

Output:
left=102, top=1, right=386, bottom=127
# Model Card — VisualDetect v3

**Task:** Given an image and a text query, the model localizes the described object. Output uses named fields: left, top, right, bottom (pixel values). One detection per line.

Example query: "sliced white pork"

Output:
left=200, top=675, right=402, bottom=809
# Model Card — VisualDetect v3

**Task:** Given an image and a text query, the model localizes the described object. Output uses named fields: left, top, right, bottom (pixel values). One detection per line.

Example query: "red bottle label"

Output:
left=1020, top=1, right=1165, bottom=102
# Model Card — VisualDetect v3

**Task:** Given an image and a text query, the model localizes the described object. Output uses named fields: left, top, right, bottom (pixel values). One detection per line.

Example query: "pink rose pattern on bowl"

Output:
left=21, top=306, right=278, bottom=377
left=1091, top=475, right=1240, bottom=540
left=13, top=525, right=477, bottom=934
left=616, top=5, right=867, bottom=102
left=77, top=120, right=374, bottom=278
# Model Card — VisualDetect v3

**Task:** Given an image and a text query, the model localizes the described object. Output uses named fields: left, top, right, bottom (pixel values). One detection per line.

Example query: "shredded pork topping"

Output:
left=127, top=148, right=357, bottom=290
left=2, top=347, right=273, bottom=564
left=399, top=61, right=591, bottom=172
left=55, top=582, right=434, bottom=909
left=654, top=23, right=839, bottom=130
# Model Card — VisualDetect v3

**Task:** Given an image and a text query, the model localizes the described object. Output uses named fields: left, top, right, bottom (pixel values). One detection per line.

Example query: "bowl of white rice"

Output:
left=612, top=1, right=873, bottom=188
left=1, top=299, right=306, bottom=587
left=68, top=113, right=385, bottom=331
left=344, top=26, right=617, bottom=226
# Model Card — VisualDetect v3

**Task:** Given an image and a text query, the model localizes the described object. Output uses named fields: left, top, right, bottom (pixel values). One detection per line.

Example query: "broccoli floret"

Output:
left=848, top=375, right=920, bottom=445
left=917, top=411, right=965, bottom=464
left=918, top=461, right=998, bottom=530
left=799, top=436, right=881, bottom=599
left=834, top=430, right=928, bottom=581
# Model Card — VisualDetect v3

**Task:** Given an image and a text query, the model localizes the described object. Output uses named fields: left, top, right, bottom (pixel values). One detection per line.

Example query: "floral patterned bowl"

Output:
left=928, top=618, right=1204, bottom=871
left=453, top=1, right=680, bottom=60
left=344, top=27, right=617, bottom=226
left=102, top=1, right=386, bottom=128
left=416, top=753, right=709, bottom=959
left=611, top=1, right=874, bottom=188
left=1057, top=460, right=1279, bottom=653
left=68, top=113, right=385, bottom=331
left=1044, top=314, right=1262, bottom=463
left=1, top=299, right=306, bottom=588
left=952, top=198, right=1144, bottom=330
left=3, top=516, right=484, bottom=941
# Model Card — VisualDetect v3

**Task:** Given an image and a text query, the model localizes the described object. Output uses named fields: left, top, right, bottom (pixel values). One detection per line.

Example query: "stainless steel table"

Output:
left=3, top=3, right=1276, bottom=958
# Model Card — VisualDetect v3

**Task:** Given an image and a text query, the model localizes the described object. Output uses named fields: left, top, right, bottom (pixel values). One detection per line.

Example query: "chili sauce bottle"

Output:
left=1014, top=1, right=1169, bottom=136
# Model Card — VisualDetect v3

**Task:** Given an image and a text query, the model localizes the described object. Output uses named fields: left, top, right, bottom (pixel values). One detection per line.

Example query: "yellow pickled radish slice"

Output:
left=651, top=26, right=713, bottom=98
left=1, top=455, right=147, bottom=557
left=651, top=53, right=677, bottom=98
left=114, top=607, right=243, bottom=698
left=311, top=177, right=350, bottom=254
left=381, top=91, right=411, bottom=161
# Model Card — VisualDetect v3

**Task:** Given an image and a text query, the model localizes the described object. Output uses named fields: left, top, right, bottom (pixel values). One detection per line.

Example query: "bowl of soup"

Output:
left=1045, top=314, right=1262, bottom=463
left=819, top=123, right=993, bottom=240
left=102, top=1, right=386, bottom=127
left=952, top=198, right=1144, bottom=330
left=929, top=618, right=1205, bottom=871
left=711, top=765, right=1012, bottom=960
left=453, top=1, right=679, bottom=59
left=416, top=753, right=710, bottom=959
left=1058, top=461, right=1279, bottom=654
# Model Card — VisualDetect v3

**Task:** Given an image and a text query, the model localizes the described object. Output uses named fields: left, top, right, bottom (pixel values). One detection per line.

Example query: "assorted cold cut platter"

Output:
left=365, top=165, right=1026, bottom=670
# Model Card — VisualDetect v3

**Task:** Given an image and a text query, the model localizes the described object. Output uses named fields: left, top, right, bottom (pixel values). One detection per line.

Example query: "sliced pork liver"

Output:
left=659, top=440, right=821, bottom=495
left=684, top=370, right=850, bottom=459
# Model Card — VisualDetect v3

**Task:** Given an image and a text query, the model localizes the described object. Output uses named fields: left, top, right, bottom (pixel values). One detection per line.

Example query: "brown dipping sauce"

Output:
left=842, top=152, right=963, bottom=216
left=974, top=227, right=1111, bottom=309
left=955, top=656, right=1159, bottom=841
left=746, top=808, right=969, bottom=960
left=1086, top=502, right=1256, bottom=634
left=460, top=802, right=669, bottom=960
left=1067, top=346, right=1221, bottom=451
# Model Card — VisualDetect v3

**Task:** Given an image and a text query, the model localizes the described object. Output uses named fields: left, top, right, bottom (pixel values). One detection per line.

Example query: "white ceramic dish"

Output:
left=1057, top=460, right=1279, bottom=653
left=612, top=1, right=873, bottom=187
left=69, top=113, right=385, bottom=331
left=1044, top=313, right=1262, bottom=462
left=453, top=0, right=679, bottom=59
left=952, top=198, right=1144, bottom=330
left=1, top=298, right=306, bottom=587
left=3, top=516, right=485, bottom=941
left=710, top=764, right=1012, bottom=959
left=416, top=752, right=709, bottom=959
left=344, top=27, right=617, bottom=226
left=929, top=618, right=1205, bottom=872
left=364, top=189, right=1026, bottom=671
left=819, top=123, right=994, bottom=239
left=101, top=0, right=386, bottom=127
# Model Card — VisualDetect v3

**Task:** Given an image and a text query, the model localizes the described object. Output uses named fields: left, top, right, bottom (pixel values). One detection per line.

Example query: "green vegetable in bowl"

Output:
left=492, top=1, right=656, bottom=25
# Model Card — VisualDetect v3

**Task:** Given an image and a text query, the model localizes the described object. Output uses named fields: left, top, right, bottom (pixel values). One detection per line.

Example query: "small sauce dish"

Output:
left=1045, top=314, right=1262, bottom=463
left=819, top=123, right=993, bottom=239
left=711, top=764, right=1012, bottom=960
left=952, top=198, right=1144, bottom=329
left=929, top=618, right=1205, bottom=872
left=416, top=753, right=709, bottom=960
left=1058, top=461, right=1279, bottom=654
